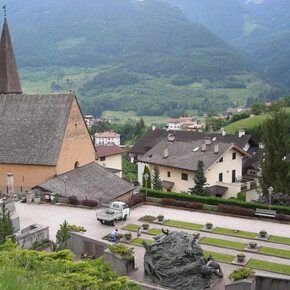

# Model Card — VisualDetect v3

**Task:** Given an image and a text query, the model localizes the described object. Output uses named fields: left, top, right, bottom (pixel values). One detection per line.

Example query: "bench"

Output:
left=255, top=208, right=276, bottom=218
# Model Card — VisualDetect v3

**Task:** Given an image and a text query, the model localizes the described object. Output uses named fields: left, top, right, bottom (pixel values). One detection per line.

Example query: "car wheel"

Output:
left=101, top=220, right=105, bottom=224
left=123, top=214, right=127, bottom=221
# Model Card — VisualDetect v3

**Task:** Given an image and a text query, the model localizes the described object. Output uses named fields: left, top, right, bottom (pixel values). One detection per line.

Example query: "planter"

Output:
left=142, top=224, right=149, bottom=230
left=259, top=230, right=267, bottom=238
left=237, top=253, right=246, bottom=262
left=125, top=235, right=132, bottom=240
left=249, top=241, right=257, bottom=249
left=158, top=215, right=164, bottom=222
left=206, top=222, right=213, bottom=229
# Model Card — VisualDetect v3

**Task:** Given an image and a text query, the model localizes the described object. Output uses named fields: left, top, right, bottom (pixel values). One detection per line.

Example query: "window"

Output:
left=74, top=161, right=79, bottom=169
left=100, top=156, right=106, bottom=161
left=219, top=173, right=223, bottom=182
left=232, top=170, right=236, bottom=183
left=232, top=152, right=236, bottom=160
left=181, top=173, right=188, bottom=181
left=219, top=157, right=223, bottom=163
left=167, top=171, right=171, bottom=178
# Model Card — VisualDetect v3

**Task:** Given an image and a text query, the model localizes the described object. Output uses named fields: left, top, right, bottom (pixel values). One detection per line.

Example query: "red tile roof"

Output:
left=95, top=131, right=120, bottom=138
left=95, top=145, right=126, bottom=158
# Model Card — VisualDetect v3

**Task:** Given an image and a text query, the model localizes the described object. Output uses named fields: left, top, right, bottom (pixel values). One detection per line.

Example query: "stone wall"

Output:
left=15, top=224, right=49, bottom=249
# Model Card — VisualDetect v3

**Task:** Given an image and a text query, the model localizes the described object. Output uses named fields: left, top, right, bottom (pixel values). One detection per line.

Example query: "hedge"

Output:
left=140, top=188, right=290, bottom=215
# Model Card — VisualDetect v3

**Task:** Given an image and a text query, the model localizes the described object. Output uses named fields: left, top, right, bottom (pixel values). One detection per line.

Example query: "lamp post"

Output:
left=268, top=186, right=273, bottom=210
left=144, top=173, right=149, bottom=201
left=63, top=176, right=68, bottom=196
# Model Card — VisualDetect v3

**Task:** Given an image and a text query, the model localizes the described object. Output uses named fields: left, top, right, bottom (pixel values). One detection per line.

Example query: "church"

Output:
left=0, top=16, right=134, bottom=201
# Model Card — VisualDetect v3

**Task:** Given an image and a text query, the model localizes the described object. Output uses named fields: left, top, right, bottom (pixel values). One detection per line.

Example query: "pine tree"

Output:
left=260, top=101, right=290, bottom=195
left=50, top=220, right=71, bottom=252
left=142, top=165, right=151, bottom=189
left=189, top=160, right=210, bottom=196
left=0, top=203, right=15, bottom=245
left=152, top=164, right=162, bottom=190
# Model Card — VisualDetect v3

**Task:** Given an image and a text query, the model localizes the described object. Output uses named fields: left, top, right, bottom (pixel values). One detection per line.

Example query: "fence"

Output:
left=0, top=185, right=32, bottom=196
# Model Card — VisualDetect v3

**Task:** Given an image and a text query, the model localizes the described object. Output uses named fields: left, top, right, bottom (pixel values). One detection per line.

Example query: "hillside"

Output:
left=6, top=0, right=271, bottom=116
left=164, top=0, right=290, bottom=91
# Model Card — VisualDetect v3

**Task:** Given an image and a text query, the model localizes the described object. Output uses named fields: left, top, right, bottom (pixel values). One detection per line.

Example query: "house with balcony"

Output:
left=129, top=127, right=258, bottom=199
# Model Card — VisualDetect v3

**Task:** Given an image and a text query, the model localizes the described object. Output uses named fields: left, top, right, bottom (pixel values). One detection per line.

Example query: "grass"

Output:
left=123, top=224, right=140, bottom=231
left=246, top=259, right=290, bottom=275
left=258, top=247, right=290, bottom=258
left=213, top=227, right=257, bottom=239
left=147, top=228, right=163, bottom=235
left=130, top=238, right=154, bottom=246
left=163, top=220, right=204, bottom=230
left=203, top=250, right=235, bottom=263
left=200, top=237, right=247, bottom=250
left=268, top=235, right=290, bottom=245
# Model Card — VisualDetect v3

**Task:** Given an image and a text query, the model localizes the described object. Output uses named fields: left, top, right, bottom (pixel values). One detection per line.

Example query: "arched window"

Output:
left=74, top=161, right=79, bottom=169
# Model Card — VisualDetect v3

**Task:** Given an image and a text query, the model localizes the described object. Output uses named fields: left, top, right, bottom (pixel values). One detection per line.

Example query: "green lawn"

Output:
left=246, top=259, right=290, bottom=275
left=203, top=250, right=235, bottom=263
left=268, top=235, right=290, bottom=245
left=130, top=238, right=154, bottom=246
left=258, top=247, right=290, bottom=258
left=147, top=228, right=163, bottom=235
left=213, top=227, right=257, bottom=239
left=200, top=237, right=247, bottom=250
left=163, top=220, right=204, bottom=230
left=123, top=224, right=141, bottom=231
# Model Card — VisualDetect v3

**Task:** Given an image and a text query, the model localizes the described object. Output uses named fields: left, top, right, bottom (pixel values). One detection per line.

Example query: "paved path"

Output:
left=15, top=202, right=290, bottom=289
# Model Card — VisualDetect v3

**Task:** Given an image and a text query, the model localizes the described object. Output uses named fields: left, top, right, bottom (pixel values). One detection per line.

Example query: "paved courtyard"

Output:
left=15, top=202, right=290, bottom=289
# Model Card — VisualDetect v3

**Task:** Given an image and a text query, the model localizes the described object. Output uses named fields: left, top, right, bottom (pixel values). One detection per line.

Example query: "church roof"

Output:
left=0, top=94, right=74, bottom=166
left=0, top=18, right=22, bottom=94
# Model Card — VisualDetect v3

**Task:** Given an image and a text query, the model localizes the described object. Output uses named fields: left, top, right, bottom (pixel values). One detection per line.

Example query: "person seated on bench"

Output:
left=110, top=228, right=119, bottom=242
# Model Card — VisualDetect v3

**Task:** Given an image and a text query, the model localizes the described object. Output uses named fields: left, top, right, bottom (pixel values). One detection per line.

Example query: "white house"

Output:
left=94, top=131, right=121, bottom=146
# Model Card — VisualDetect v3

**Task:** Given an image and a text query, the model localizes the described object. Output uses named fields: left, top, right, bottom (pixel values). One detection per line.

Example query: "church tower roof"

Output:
left=0, top=17, right=22, bottom=95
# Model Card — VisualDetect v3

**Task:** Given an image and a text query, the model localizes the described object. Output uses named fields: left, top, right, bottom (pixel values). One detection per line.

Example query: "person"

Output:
left=110, top=228, right=119, bottom=242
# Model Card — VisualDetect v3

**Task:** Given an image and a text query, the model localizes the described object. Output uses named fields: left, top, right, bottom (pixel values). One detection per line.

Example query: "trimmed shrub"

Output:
left=217, top=204, right=255, bottom=217
left=162, top=198, right=202, bottom=210
left=127, top=193, right=145, bottom=208
left=68, top=195, right=78, bottom=205
left=139, top=188, right=290, bottom=215
left=275, top=213, right=290, bottom=222
left=82, top=199, right=98, bottom=207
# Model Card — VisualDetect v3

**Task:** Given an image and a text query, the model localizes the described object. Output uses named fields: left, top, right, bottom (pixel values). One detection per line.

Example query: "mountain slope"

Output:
left=5, top=0, right=270, bottom=117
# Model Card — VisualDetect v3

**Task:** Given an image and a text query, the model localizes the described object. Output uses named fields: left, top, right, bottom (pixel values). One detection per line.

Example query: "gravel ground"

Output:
left=15, top=202, right=290, bottom=289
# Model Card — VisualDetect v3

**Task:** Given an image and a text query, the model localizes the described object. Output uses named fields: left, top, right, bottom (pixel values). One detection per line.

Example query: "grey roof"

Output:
left=0, top=18, right=22, bottom=94
left=208, top=185, right=228, bottom=195
left=36, top=162, right=134, bottom=201
left=129, top=128, right=256, bottom=156
left=140, top=139, right=250, bottom=172
left=0, top=94, right=75, bottom=165
left=162, top=180, right=174, bottom=189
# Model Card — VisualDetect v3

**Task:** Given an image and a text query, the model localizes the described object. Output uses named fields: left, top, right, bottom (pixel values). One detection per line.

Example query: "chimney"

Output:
left=213, top=142, right=219, bottom=154
left=205, top=137, right=211, bottom=146
left=152, top=125, right=156, bottom=131
left=163, top=147, right=168, bottom=158
left=201, top=140, right=206, bottom=152
left=167, top=133, right=175, bottom=142
left=165, top=126, right=169, bottom=132
left=239, top=130, right=245, bottom=138
left=221, top=128, right=226, bottom=136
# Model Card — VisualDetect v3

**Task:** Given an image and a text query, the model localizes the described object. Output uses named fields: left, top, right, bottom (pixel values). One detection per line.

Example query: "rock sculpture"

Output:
left=142, top=230, right=223, bottom=289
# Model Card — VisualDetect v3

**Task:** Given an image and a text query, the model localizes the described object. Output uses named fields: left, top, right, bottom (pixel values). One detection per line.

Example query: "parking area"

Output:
left=15, top=202, right=290, bottom=289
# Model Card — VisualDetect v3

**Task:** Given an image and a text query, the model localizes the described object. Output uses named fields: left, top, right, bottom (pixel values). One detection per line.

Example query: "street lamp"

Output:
left=63, top=176, right=68, bottom=196
left=268, top=186, right=274, bottom=210
left=144, top=173, right=149, bottom=201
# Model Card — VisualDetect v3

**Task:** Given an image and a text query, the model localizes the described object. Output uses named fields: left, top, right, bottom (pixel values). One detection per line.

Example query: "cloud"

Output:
left=246, top=0, right=264, bottom=4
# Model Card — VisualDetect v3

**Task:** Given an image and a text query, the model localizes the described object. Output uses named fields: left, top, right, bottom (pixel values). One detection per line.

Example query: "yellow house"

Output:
left=139, top=136, right=251, bottom=198
left=95, top=145, right=126, bottom=178
left=0, top=17, right=96, bottom=195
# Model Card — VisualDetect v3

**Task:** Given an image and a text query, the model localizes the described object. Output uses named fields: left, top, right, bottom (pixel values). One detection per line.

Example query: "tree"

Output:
left=50, top=220, right=71, bottom=252
left=189, top=160, right=210, bottom=196
left=152, top=165, right=162, bottom=190
left=142, top=165, right=151, bottom=189
left=251, top=102, right=262, bottom=115
left=0, top=203, right=15, bottom=245
left=260, top=101, right=290, bottom=195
